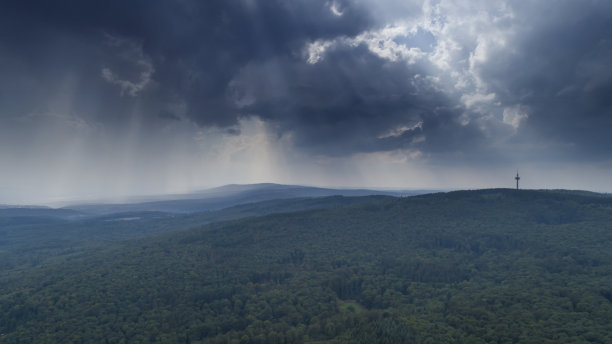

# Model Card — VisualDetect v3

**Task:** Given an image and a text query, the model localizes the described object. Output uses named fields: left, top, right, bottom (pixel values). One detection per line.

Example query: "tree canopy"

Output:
left=1, top=189, right=612, bottom=343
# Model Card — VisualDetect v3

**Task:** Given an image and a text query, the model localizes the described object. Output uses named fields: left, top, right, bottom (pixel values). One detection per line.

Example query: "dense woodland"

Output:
left=1, top=189, right=612, bottom=343
left=0, top=196, right=388, bottom=270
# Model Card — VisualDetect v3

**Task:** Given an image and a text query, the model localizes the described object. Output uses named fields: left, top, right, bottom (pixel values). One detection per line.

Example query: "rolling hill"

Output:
left=0, top=195, right=393, bottom=271
left=64, top=183, right=422, bottom=215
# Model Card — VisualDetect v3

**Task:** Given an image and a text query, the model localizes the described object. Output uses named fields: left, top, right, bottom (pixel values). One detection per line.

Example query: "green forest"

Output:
left=1, top=189, right=612, bottom=343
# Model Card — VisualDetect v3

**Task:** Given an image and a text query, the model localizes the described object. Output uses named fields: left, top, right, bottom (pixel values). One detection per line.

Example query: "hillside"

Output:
left=1, top=189, right=612, bottom=343
left=0, top=195, right=391, bottom=270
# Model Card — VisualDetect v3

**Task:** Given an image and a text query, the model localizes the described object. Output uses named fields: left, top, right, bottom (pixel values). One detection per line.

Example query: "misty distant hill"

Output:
left=0, top=207, right=85, bottom=226
left=65, top=183, right=427, bottom=215
left=0, top=195, right=394, bottom=269
left=0, top=207, right=82, bottom=218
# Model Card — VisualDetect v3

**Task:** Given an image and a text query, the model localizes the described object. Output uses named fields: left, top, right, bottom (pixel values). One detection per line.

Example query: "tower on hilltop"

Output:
left=515, top=172, right=520, bottom=190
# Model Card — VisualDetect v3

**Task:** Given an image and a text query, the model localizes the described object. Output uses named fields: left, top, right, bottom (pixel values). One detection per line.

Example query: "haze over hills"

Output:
left=0, top=183, right=431, bottom=270
left=61, top=183, right=431, bottom=216
left=0, top=194, right=394, bottom=270
left=0, top=207, right=85, bottom=219
left=1, top=185, right=609, bottom=271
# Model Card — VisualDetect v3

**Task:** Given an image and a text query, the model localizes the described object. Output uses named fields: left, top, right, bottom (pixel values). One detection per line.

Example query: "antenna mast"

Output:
left=515, top=172, right=520, bottom=190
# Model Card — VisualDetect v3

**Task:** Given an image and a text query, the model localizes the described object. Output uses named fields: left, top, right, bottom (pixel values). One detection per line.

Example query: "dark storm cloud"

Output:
left=2, top=0, right=612, bottom=162
left=231, top=43, right=486, bottom=155
left=0, top=0, right=374, bottom=127
left=0, top=0, right=489, bottom=159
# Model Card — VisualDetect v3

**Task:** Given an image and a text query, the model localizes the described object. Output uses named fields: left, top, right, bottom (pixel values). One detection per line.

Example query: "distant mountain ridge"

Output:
left=2, top=185, right=608, bottom=218
left=0, top=207, right=84, bottom=219
left=63, top=183, right=428, bottom=215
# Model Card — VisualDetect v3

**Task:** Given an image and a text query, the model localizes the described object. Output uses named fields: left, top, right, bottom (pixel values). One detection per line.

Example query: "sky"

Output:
left=1, top=0, right=612, bottom=204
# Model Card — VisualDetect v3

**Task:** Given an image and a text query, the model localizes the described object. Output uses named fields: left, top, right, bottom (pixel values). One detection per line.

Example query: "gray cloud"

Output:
left=231, top=43, right=490, bottom=157
left=0, top=0, right=374, bottom=127
left=470, top=1, right=612, bottom=160
left=1, top=0, right=612, bottom=201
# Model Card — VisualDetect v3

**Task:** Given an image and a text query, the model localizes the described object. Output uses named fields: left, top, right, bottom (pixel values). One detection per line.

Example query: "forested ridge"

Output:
left=1, top=189, right=612, bottom=343
left=0, top=195, right=390, bottom=270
